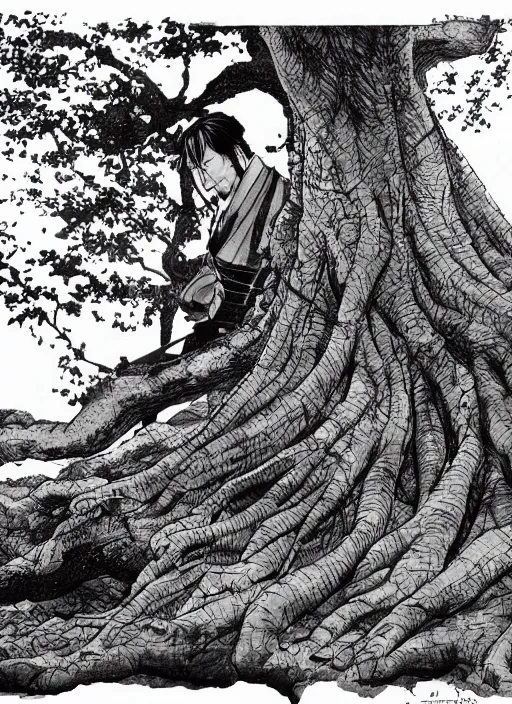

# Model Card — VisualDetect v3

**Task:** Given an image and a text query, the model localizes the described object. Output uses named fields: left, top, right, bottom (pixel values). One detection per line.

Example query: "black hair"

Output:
left=179, top=112, right=253, bottom=179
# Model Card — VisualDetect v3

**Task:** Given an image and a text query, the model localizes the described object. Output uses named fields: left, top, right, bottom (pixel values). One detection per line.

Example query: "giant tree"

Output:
left=0, top=15, right=512, bottom=703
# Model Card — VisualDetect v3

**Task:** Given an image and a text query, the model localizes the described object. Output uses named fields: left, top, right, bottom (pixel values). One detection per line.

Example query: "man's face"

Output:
left=192, top=145, right=238, bottom=200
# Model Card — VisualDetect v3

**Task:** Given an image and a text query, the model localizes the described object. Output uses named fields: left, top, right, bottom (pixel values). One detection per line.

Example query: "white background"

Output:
left=1, top=1, right=512, bottom=703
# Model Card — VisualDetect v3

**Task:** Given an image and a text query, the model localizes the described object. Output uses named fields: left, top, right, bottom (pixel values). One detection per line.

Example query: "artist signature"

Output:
left=418, top=692, right=478, bottom=704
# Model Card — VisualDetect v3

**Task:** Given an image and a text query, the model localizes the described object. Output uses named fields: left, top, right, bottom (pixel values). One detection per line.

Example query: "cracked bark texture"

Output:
left=0, top=19, right=511, bottom=702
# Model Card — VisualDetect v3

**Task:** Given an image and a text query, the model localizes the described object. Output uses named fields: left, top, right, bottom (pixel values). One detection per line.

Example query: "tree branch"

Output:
left=93, top=44, right=172, bottom=119
left=185, top=29, right=289, bottom=114
left=45, top=307, right=113, bottom=374
left=176, top=58, right=191, bottom=101
left=36, top=27, right=288, bottom=153
left=0, top=325, right=265, bottom=464
left=134, top=256, right=172, bottom=282
left=413, top=16, right=502, bottom=85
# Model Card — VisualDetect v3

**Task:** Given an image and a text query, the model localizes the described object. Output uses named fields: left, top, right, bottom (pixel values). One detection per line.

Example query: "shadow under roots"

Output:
left=0, top=516, right=146, bottom=604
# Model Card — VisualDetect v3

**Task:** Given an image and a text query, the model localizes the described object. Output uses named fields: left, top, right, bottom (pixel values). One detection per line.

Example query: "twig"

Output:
left=46, top=306, right=113, bottom=374
left=176, top=58, right=191, bottom=100
left=135, top=257, right=172, bottom=282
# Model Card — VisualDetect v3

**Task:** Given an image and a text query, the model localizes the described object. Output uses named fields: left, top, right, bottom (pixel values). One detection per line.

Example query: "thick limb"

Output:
left=0, top=324, right=264, bottom=466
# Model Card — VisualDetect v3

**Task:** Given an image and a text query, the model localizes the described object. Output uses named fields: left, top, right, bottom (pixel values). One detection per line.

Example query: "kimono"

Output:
left=181, top=155, right=288, bottom=349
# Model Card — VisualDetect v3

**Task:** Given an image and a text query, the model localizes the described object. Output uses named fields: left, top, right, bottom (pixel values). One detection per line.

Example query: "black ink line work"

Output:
left=0, top=14, right=510, bottom=704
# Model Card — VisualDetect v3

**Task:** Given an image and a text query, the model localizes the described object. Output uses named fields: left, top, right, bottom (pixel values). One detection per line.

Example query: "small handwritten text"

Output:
left=419, top=691, right=477, bottom=704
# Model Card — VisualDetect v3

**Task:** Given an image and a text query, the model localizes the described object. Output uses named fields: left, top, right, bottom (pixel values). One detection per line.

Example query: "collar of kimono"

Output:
left=214, top=154, right=269, bottom=233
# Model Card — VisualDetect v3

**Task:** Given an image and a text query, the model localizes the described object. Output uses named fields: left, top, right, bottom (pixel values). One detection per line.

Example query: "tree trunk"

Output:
left=1, top=20, right=512, bottom=702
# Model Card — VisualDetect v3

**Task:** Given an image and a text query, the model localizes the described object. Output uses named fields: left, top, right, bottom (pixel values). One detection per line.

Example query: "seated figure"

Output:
left=178, top=112, right=288, bottom=352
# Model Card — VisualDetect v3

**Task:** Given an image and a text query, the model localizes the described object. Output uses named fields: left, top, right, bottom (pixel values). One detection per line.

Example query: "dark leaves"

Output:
left=0, top=12, right=253, bottom=403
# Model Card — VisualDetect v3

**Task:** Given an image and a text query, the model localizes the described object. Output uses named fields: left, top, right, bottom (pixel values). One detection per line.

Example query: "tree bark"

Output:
left=1, top=18, right=512, bottom=702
